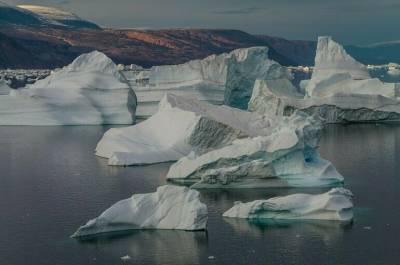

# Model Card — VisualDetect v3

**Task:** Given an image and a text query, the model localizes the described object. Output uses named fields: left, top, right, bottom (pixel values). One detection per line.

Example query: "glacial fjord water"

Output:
left=0, top=124, right=399, bottom=265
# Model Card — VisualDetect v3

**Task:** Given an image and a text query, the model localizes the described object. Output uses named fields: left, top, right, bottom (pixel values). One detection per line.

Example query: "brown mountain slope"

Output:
left=0, top=26, right=297, bottom=69
left=257, top=35, right=316, bottom=66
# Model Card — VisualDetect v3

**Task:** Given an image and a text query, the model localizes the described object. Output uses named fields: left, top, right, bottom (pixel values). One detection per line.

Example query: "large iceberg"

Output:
left=96, top=93, right=273, bottom=165
left=72, top=185, right=207, bottom=238
left=166, top=111, right=343, bottom=188
left=306, top=36, right=370, bottom=96
left=125, top=47, right=290, bottom=118
left=249, top=37, right=400, bottom=123
left=223, top=188, right=353, bottom=221
left=0, top=51, right=136, bottom=125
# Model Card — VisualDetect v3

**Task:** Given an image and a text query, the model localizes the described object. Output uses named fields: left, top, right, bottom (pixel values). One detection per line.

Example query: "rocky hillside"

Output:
left=0, top=26, right=299, bottom=69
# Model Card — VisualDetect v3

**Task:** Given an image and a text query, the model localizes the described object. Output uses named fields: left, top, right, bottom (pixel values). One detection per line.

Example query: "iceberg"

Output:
left=223, top=188, right=353, bottom=221
left=0, top=51, right=136, bottom=125
left=166, top=111, right=344, bottom=188
left=306, top=36, right=370, bottom=96
left=249, top=37, right=400, bottom=123
left=96, top=93, right=273, bottom=165
left=125, top=47, right=290, bottom=118
left=72, top=185, right=207, bottom=238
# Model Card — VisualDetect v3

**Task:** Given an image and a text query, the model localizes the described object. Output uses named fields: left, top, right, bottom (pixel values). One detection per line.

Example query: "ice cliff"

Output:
left=249, top=37, right=400, bottom=123
left=126, top=47, right=290, bottom=118
left=96, top=93, right=273, bottom=165
left=223, top=188, right=354, bottom=222
left=72, top=185, right=207, bottom=238
left=0, top=51, right=136, bottom=125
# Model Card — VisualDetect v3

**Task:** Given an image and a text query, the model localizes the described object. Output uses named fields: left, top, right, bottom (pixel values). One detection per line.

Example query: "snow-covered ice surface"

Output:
left=96, top=93, right=273, bottom=165
left=0, top=51, right=136, bottom=125
left=249, top=37, right=400, bottom=123
left=0, top=79, right=11, bottom=95
left=166, top=111, right=344, bottom=188
left=126, top=47, right=290, bottom=118
left=223, top=188, right=353, bottom=221
left=72, top=185, right=207, bottom=238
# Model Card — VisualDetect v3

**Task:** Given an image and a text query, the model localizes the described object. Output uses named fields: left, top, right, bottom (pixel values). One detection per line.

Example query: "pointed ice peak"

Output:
left=64, top=50, right=123, bottom=79
left=313, top=36, right=370, bottom=80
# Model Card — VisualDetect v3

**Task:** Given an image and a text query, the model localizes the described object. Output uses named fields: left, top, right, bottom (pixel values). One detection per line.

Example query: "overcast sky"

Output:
left=4, top=0, right=400, bottom=45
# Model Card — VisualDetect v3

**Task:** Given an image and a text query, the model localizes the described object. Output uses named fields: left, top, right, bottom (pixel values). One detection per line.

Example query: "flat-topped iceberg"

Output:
left=166, top=111, right=343, bottom=188
left=125, top=47, right=290, bottom=118
left=223, top=188, right=353, bottom=221
left=249, top=37, right=400, bottom=123
left=72, top=185, right=207, bottom=238
left=96, top=93, right=273, bottom=165
left=0, top=51, right=136, bottom=125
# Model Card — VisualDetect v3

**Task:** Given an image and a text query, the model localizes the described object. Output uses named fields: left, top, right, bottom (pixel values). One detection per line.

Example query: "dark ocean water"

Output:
left=0, top=124, right=399, bottom=265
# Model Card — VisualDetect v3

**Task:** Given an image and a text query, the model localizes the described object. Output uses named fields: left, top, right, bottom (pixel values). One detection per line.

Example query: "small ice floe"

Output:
left=71, top=185, right=208, bottom=238
left=223, top=188, right=354, bottom=222
left=120, top=255, right=131, bottom=261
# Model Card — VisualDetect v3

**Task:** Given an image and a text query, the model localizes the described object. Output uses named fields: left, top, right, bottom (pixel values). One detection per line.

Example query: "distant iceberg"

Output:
left=0, top=51, right=136, bottom=125
left=249, top=37, right=400, bottom=123
left=72, top=185, right=207, bottom=238
left=96, top=93, right=273, bottom=165
left=223, top=188, right=353, bottom=221
left=125, top=47, right=290, bottom=118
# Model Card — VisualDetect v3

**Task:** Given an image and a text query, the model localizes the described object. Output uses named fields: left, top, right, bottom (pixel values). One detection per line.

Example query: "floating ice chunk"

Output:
left=0, top=51, right=136, bottom=125
left=306, top=36, right=396, bottom=99
left=72, top=185, right=207, bottom=238
left=223, top=188, right=353, bottom=221
left=120, top=255, right=131, bottom=261
left=96, top=93, right=274, bottom=165
left=125, top=47, right=291, bottom=117
left=249, top=37, right=400, bottom=123
left=166, top=112, right=343, bottom=188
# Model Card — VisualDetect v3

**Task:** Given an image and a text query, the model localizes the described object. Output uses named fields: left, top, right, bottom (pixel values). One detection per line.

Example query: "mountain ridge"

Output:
left=0, top=3, right=399, bottom=69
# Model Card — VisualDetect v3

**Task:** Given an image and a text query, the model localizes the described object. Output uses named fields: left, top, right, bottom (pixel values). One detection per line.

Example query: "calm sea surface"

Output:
left=0, top=124, right=399, bottom=265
